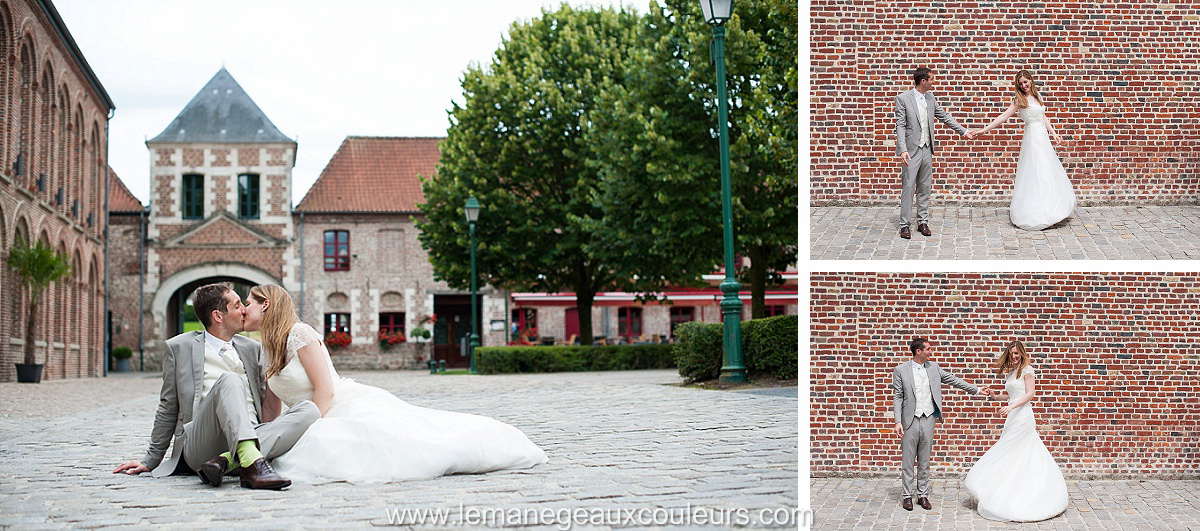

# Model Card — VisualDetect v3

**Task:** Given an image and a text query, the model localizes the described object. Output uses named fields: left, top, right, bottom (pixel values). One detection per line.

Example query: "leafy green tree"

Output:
left=6, top=238, right=72, bottom=365
left=624, top=0, right=798, bottom=318
left=418, top=4, right=658, bottom=345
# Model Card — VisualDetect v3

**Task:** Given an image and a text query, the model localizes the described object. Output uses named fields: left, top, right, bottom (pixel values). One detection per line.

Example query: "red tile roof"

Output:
left=295, top=136, right=442, bottom=212
left=107, top=167, right=145, bottom=212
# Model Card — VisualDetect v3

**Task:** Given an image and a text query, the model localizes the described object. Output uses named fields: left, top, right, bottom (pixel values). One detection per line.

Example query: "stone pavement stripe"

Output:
left=810, top=205, right=1200, bottom=260
left=0, top=370, right=798, bottom=529
left=811, top=477, right=1200, bottom=530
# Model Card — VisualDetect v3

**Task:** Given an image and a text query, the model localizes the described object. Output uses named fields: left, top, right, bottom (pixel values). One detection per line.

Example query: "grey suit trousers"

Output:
left=900, top=414, right=936, bottom=497
left=899, top=144, right=933, bottom=228
left=181, top=372, right=319, bottom=471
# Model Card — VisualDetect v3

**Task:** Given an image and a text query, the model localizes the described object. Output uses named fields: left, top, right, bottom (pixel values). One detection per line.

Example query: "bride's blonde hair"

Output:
left=251, top=284, right=300, bottom=379
left=1012, top=70, right=1043, bottom=109
left=995, top=340, right=1031, bottom=377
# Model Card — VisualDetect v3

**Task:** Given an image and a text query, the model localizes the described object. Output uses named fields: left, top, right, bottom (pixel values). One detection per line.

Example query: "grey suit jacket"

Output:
left=141, top=331, right=266, bottom=476
left=894, top=89, right=968, bottom=156
left=892, top=361, right=979, bottom=430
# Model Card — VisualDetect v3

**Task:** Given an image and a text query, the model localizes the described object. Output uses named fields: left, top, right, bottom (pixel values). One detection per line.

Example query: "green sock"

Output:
left=236, top=440, right=263, bottom=469
left=218, top=451, right=234, bottom=472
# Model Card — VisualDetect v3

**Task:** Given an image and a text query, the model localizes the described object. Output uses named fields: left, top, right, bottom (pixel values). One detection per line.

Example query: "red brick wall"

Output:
left=108, top=213, right=145, bottom=359
left=811, top=272, right=1200, bottom=478
left=811, top=1, right=1200, bottom=205
left=0, top=0, right=111, bottom=381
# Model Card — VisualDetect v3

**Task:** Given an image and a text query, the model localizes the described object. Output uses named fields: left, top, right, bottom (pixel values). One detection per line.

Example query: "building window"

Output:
left=764, top=305, right=787, bottom=317
left=379, top=312, right=405, bottom=335
left=325, top=313, right=351, bottom=336
left=238, top=173, right=259, bottom=219
left=669, top=306, right=695, bottom=335
left=511, top=308, right=537, bottom=343
left=324, top=230, right=350, bottom=271
left=182, top=173, right=204, bottom=219
left=618, top=307, right=642, bottom=339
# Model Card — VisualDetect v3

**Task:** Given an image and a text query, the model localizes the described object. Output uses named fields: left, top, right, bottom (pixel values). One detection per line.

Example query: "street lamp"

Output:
left=702, top=0, right=746, bottom=384
left=465, top=196, right=481, bottom=374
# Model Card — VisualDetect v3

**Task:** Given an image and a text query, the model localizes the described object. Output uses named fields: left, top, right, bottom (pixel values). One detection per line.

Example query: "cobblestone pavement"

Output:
left=811, top=477, right=1200, bottom=530
left=809, top=205, right=1200, bottom=260
left=0, top=370, right=799, bottom=529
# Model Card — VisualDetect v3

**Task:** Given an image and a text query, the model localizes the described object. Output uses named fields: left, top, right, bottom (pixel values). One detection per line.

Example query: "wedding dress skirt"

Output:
left=1009, top=101, right=1076, bottom=230
left=268, top=323, right=548, bottom=483
left=964, top=367, right=1067, bottom=521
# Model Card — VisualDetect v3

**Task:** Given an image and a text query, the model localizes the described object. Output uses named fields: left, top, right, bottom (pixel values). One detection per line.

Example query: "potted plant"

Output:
left=377, top=329, right=406, bottom=351
left=325, top=331, right=352, bottom=350
left=409, top=314, right=437, bottom=342
left=111, top=347, right=133, bottom=372
left=6, top=238, right=72, bottom=383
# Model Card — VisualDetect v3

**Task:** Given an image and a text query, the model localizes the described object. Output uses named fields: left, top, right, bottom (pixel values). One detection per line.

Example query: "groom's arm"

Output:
left=938, top=366, right=980, bottom=395
left=140, top=342, right=182, bottom=470
left=891, top=367, right=905, bottom=426
left=932, top=99, right=969, bottom=137
left=894, top=95, right=909, bottom=156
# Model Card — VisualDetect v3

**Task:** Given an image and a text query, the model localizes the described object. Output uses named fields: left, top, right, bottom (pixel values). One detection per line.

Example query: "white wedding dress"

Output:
left=267, top=323, right=548, bottom=483
left=1009, top=100, right=1076, bottom=230
left=964, top=366, right=1068, bottom=521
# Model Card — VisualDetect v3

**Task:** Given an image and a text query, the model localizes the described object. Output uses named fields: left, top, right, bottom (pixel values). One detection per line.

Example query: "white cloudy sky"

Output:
left=54, top=0, right=635, bottom=206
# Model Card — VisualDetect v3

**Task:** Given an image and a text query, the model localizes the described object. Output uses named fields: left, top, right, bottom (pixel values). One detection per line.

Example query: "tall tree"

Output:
left=418, top=4, right=659, bottom=345
left=621, top=0, right=798, bottom=318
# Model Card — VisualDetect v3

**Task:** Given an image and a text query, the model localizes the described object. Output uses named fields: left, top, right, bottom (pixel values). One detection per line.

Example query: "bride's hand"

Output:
left=999, top=405, right=1013, bottom=415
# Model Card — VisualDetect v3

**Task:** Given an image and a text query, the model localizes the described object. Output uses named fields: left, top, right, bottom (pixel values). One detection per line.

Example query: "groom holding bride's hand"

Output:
left=892, top=337, right=991, bottom=511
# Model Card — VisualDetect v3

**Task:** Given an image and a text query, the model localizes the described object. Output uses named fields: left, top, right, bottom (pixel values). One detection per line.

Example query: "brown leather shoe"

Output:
left=239, top=457, right=291, bottom=490
left=900, top=226, right=911, bottom=240
left=918, top=496, right=932, bottom=510
left=198, top=454, right=229, bottom=487
left=902, top=497, right=913, bottom=511
left=917, top=223, right=931, bottom=237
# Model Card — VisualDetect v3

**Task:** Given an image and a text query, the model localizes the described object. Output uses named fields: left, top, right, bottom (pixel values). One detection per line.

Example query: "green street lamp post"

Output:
left=701, top=0, right=746, bottom=384
left=465, top=196, right=481, bottom=374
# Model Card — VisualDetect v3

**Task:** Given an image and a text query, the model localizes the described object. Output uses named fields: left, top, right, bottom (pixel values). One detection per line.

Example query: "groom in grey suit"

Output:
left=114, top=282, right=319, bottom=489
left=895, top=67, right=974, bottom=239
left=892, top=337, right=991, bottom=511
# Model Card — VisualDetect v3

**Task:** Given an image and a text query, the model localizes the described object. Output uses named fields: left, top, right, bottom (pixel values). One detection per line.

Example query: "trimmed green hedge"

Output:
left=475, top=344, right=676, bottom=374
left=674, top=315, right=798, bottom=383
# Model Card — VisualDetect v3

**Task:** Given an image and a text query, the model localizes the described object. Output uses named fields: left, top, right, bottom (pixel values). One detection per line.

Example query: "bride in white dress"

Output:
left=973, top=70, right=1077, bottom=230
left=242, top=284, right=547, bottom=483
left=964, top=340, right=1067, bottom=522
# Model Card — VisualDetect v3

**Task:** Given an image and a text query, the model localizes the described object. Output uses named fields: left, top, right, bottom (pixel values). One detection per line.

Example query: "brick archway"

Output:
left=151, top=263, right=278, bottom=342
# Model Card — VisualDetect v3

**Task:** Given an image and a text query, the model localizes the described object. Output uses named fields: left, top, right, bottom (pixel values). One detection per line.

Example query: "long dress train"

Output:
left=268, top=323, right=547, bottom=483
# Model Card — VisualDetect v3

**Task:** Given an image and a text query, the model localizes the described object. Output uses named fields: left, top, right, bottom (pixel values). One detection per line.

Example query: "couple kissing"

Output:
left=115, top=282, right=547, bottom=488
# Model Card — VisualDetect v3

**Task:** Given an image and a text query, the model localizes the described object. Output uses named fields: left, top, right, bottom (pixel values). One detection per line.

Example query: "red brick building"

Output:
left=107, top=170, right=146, bottom=367
left=293, top=136, right=483, bottom=370
left=811, top=1, right=1200, bottom=205
left=811, top=272, right=1200, bottom=477
left=0, top=0, right=114, bottom=381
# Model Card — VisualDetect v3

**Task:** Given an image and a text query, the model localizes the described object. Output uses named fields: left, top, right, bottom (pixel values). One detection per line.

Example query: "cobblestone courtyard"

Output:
left=810, top=205, right=1200, bottom=260
left=0, top=370, right=798, bottom=529
left=812, top=477, right=1200, bottom=530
